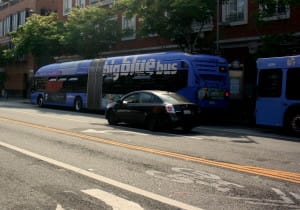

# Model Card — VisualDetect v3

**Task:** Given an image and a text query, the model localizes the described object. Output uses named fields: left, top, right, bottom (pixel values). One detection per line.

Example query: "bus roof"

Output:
left=257, top=55, right=300, bottom=69
left=104, top=52, right=227, bottom=64
left=35, top=60, right=92, bottom=77
left=34, top=52, right=227, bottom=77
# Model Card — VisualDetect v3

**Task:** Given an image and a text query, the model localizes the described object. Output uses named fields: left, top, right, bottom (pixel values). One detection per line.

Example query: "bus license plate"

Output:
left=184, top=110, right=191, bottom=114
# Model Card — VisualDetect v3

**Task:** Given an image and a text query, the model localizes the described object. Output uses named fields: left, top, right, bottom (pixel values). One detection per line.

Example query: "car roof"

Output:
left=122, top=90, right=194, bottom=104
left=125, top=90, right=176, bottom=95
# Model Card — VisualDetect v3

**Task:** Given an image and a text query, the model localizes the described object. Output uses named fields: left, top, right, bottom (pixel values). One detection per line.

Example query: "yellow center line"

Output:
left=1, top=116, right=300, bottom=184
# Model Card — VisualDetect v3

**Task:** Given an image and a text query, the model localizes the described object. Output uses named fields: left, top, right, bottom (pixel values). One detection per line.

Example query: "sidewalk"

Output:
left=0, top=96, right=31, bottom=104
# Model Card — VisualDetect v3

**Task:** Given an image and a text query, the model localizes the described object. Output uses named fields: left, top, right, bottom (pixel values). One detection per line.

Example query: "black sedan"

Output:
left=105, top=90, right=200, bottom=132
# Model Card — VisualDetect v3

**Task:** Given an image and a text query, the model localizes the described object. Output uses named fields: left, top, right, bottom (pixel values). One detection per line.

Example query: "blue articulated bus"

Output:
left=31, top=52, right=230, bottom=112
left=256, top=55, right=300, bottom=135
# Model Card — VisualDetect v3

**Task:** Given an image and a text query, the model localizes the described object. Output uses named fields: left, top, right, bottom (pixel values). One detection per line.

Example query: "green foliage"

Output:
left=63, top=7, right=121, bottom=58
left=256, top=33, right=300, bottom=57
left=255, top=0, right=300, bottom=20
left=10, top=13, right=64, bottom=67
left=115, top=0, right=217, bottom=53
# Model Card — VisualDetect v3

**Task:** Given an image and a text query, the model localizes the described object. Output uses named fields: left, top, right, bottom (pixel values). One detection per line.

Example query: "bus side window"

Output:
left=35, top=77, right=47, bottom=91
left=257, top=69, right=282, bottom=97
left=286, top=68, right=300, bottom=100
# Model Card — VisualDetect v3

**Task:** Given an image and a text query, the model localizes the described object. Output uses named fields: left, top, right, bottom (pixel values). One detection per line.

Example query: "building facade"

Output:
left=219, top=0, right=300, bottom=101
left=0, top=0, right=59, bottom=97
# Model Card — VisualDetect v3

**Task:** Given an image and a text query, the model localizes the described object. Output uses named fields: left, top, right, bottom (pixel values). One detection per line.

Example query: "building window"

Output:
left=191, top=18, right=213, bottom=32
left=12, top=13, right=18, bottom=31
left=259, top=0, right=290, bottom=21
left=89, top=0, right=115, bottom=6
left=222, top=0, right=248, bottom=25
left=19, top=10, right=26, bottom=25
left=63, top=0, right=72, bottom=16
left=122, top=16, right=136, bottom=40
left=75, top=0, right=85, bottom=8
left=4, top=16, right=11, bottom=35
left=0, top=21, right=3, bottom=37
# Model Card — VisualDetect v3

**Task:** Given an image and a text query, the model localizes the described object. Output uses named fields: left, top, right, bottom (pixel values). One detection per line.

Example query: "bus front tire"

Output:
left=74, top=97, right=83, bottom=112
left=285, top=111, right=300, bottom=136
left=37, top=96, right=43, bottom=107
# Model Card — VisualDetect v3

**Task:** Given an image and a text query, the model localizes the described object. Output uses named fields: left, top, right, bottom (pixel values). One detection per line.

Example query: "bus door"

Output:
left=87, top=59, right=105, bottom=110
left=256, top=68, right=285, bottom=126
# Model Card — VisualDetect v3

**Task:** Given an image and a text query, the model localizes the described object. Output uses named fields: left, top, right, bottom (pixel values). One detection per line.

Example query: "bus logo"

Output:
left=287, top=57, right=296, bottom=67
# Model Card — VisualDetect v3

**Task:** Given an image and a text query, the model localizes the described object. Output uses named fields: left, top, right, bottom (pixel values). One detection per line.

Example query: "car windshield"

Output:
left=159, top=92, right=191, bottom=104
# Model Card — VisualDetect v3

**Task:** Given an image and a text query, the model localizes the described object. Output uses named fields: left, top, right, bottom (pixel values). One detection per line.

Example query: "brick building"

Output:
left=218, top=0, right=300, bottom=101
left=0, top=0, right=59, bottom=97
left=0, top=0, right=300, bottom=99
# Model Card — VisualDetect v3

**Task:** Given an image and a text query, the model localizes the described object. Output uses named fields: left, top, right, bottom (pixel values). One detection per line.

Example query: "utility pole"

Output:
left=216, top=0, right=220, bottom=54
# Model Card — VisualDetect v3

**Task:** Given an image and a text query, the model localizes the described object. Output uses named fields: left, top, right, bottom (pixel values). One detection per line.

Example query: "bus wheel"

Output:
left=37, top=96, right=44, bottom=107
left=286, top=112, right=300, bottom=135
left=74, top=97, right=83, bottom=112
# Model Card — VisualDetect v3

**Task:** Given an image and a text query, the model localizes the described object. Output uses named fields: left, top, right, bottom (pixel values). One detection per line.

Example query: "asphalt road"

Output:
left=0, top=99, right=299, bottom=210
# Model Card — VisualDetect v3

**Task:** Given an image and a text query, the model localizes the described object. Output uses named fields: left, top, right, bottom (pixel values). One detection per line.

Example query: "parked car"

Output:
left=105, top=90, right=200, bottom=132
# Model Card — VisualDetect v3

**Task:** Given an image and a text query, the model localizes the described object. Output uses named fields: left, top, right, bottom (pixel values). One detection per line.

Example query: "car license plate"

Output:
left=184, top=110, right=191, bottom=114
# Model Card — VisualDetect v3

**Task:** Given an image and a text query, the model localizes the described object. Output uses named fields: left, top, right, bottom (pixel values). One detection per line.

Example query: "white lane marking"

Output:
left=147, top=168, right=243, bottom=193
left=81, top=129, right=149, bottom=136
left=290, top=192, right=300, bottom=200
left=229, top=188, right=299, bottom=208
left=82, top=129, right=204, bottom=140
left=181, top=135, right=203, bottom=140
left=82, top=189, right=144, bottom=210
left=272, top=188, right=294, bottom=204
left=56, top=204, right=65, bottom=210
left=195, top=126, right=298, bottom=141
left=164, top=133, right=203, bottom=140
left=0, top=141, right=203, bottom=210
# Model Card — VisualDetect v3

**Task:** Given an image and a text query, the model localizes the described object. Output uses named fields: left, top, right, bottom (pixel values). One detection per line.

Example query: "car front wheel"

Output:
left=107, top=111, right=118, bottom=125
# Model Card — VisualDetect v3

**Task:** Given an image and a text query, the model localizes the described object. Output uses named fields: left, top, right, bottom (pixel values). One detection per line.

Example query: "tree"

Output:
left=254, top=0, right=300, bottom=57
left=63, top=7, right=121, bottom=59
left=115, top=0, right=217, bottom=53
left=9, top=13, right=64, bottom=68
left=256, top=0, right=300, bottom=20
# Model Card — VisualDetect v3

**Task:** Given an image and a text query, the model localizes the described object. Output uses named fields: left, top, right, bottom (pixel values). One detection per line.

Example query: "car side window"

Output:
left=139, top=93, right=162, bottom=103
left=139, top=93, right=152, bottom=103
left=123, top=93, right=139, bottom=104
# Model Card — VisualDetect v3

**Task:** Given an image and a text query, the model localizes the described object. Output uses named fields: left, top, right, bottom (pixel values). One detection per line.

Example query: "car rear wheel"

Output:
left=182, top=125, right=193, bottom=133
left=146, top=115, right=158, bottom=131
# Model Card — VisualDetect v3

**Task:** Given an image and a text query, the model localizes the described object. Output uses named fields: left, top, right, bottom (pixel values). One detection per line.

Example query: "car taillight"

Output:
left=165, top=104, right=176, bottom=113
left=224, top=91, right=230, bottom=97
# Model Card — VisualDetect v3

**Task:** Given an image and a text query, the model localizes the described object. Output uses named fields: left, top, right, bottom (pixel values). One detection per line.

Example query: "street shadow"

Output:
left=1, top=99, right=298, bottom=142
